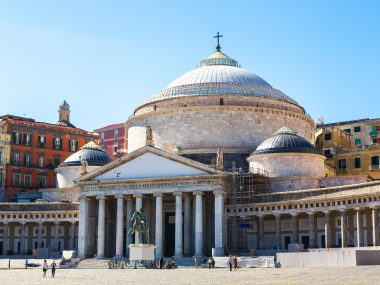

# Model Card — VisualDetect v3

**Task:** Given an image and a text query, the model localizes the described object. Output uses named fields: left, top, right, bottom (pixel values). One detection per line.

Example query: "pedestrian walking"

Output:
left=159, top=256, right=164, bottom=269
left=194, top=256, right=198, bottom=269
left=42, top=260, right=48, bottom=277
left=233, top=256, right=238, bottom=271
left=211, top=257, right=215, bottom=269
left=51, top=260, right=57, bottom=277
left=208, top=257, right=212, bottom=269
left=228, top=255, right=233, bottom=272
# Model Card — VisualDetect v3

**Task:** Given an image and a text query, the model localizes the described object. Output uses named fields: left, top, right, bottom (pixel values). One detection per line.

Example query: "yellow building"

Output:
left=0, top=120, right=11, bottom=201
left=316, top=123, right=380, bottom=180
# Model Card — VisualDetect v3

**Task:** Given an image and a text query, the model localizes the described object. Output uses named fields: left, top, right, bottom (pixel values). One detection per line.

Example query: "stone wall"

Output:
left=41, top=187, right=80, bottom=202
left=128, top=105, right=314, bottom=153
left=248, top=153, right=325, bottom=178
left=320, top=176, right=368, bottom=188
left=269, top=177, right=321, bottom=192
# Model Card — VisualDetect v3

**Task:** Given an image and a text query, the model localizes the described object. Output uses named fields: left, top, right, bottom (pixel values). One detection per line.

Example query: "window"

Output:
left=325, top=133, right=332, bottom=140
left=13, top=173, right=21, bottom=186
left=355, top=138, right=361, bottom=145
left=38, top=175, right=46, bottom=188
left=344, top=128, right=351, bottom=134
left=220, top=98, right=224, bottom=105
left=0, top=149, right=3, bottom=163
left=113, top=143, right=118, bottom=153
left=354, top=158, right=361, bottom=169
left=24, top=153, right=31, bottom=167
left=24, top=174, right=32, bottom=187
left=14, top=152, right=20, bottom=165
left=372, top=156, right=379, bottom=166
left=354, top=126, right=361, bottom=132
left=324, top=149, right=331, bottom=155
left=54, top=137, right=62, bottom=150
left=70, top=140, right=78, bottom=152
left=38, top=155, right=44, bottom=168
left=114, top=129, right=119, bottom=140
left=38, top=135, right=46, bottom=147
left=338, top=159, right=347, bottom=171
left=100, top=132, right=104, bottom=142
left=24, top=133, right=32, bottom=146
left=13, top=132, right=21, bottom=144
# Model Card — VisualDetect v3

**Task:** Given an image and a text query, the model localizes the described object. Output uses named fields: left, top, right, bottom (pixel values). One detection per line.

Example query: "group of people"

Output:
left=42, top=260, right=57, bottom=277
left=158, top=256, right=177, bottom=269
left=193, top=256, right=215, bottom=269
left=228, top=255, right=239, bottom=271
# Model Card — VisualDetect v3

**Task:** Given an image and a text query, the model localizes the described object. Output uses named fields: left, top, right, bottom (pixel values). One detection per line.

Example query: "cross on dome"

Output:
left=213, top=32, right=223, bottom=51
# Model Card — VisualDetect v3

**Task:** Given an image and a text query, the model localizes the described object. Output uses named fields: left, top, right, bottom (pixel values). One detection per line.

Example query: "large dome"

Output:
left=144, top=50, right=299, bottom=106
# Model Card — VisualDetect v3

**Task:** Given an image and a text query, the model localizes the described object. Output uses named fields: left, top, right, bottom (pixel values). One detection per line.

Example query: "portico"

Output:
left=76, top=146, right=227, bottom=258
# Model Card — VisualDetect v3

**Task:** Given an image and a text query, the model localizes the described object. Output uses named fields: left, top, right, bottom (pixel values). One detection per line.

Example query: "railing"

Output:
left=369, top=165, right=380, bottom=170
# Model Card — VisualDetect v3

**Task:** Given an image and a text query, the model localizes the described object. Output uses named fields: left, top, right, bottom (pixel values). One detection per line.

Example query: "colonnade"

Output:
left=79, top=190, right=225, bottom=258
left=0, top=220, right=77, bottom=255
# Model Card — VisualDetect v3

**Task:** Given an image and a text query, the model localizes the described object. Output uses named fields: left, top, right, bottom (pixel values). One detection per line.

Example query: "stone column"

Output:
left=37, top=222, right=43, bottom=248
left=153, top=193, right=163, bottom=257
left=324, top=211, right=331, bottom=248
left=355, top=208, right=363, bottom=247
left=174, top=192, right=183, bottom=257
left=2, top=222, right=9, bottom=255
left=183, top=193, right=191, bottom=257
left=275, top=214, right=281, bottom=251
left=193, top=191, right=203, bottom=256
left=78, top=196, right=89, bottom=258
left=291, top=213, right=299, bottom=244
left=372, top=207, right=378, bottom=247
left=54, top=221, right=60, bottom=252
left=69, top=221, right=76, bottom=250
left=340, top=210, right=347, bottom=248
left=308, top=212, right=315, bottom=248
left=20, top=222, right=26, bottom=255
left=213, top=190, right=224, bottom=256
left=258, top=215, right=265, bottom=250
left=96, top=195, right=106, bottom=258
left=134, top=194, right=143, bottom=210
left=125, top=196, right=133, bottom=257
left=115, top=194, right=124, bottom=257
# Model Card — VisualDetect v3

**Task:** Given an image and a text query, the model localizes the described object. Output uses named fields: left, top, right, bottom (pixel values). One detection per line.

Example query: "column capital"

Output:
left=273, top=213, right=281, bottom=218
left=290, top=212, right=299, bottom=217
left=133, top=193, right=143, bottom=199
left=173, top=192, right=183, bottom=197
left=323, top=210, right=331, bottom=215
left=54, top=221, right=60, bottom=225
left=339, top=208, right=346, bottom=214
left=115, top=194, right=124, bottom=200
left=193, top=191, right=204, bottom=196
left=256, top=214, right=265, bottom=219
left=70, top=220, right=77, bottom=225
left=306, top=211, right=315, bottom=216
left=370, top=205, right=379, bottom=210
left=96, top=195, right=106, bottom=200
left=79, top=195, right=90, bottom=201
left=354, top=207, right=363, bottom=212
left=153, top=192, right=164, bottom=198
left=213, top=190, right=225, bottom=197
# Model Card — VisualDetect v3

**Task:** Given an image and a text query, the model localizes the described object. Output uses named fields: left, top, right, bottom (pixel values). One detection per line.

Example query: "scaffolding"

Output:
left=226, top=167, right=269, bottom=255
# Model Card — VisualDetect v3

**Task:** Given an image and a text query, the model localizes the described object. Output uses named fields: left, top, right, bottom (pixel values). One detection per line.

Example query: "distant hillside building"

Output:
left=94, top=122, right=127, bottom=158
left=0, top=101, right=98, bottom=201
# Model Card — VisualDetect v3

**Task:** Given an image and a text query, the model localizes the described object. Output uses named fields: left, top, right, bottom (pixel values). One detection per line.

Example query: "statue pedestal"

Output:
left=129, top=244, right=155, bottom=261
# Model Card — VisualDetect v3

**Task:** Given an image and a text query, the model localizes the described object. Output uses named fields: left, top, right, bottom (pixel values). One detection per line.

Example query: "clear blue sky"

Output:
left=0, top=0, right=379, bottom=131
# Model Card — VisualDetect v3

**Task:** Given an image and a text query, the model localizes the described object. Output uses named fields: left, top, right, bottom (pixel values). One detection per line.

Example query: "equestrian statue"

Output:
left=127, top=208, right=150, bottom=244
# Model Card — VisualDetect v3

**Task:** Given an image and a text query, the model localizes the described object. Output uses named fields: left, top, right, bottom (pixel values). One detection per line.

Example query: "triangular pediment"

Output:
left=77, top=146, right=224, bottom=182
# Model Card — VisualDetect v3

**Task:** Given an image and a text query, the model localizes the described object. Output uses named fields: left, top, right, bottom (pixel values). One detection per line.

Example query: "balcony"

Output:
left=369, top=165, right=380, bottom=170
left=337, top=168, right=349, bottom=173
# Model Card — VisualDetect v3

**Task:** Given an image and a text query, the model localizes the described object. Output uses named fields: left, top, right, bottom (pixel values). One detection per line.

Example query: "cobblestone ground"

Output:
left=0, top=266, right=379, bottom=285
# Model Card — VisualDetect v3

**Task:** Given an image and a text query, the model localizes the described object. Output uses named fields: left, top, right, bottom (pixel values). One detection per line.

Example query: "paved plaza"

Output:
left=0, top=266, right=379, bottom=285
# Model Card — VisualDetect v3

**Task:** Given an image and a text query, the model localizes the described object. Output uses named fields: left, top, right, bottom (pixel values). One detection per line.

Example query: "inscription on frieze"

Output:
left=81, top=180, right=218, bottom=191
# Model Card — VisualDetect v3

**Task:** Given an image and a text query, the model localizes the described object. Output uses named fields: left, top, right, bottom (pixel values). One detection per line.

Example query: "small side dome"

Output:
left=59, top=141, right=112, bottom=167
left=252, top=126, right=317, bottom=155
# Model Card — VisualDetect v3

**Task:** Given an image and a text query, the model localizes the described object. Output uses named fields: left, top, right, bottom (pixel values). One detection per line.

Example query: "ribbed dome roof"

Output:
left=59, top=141, right=112, bottom=167
left=142, top=50, right=299, bottom=106
left=252, top=126, right=318, bottom=155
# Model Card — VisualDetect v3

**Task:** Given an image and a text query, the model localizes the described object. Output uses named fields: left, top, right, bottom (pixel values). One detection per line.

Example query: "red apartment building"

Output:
left=94, top=122, right=127, bottom=159
left=0, top=101, right=98, bottom=201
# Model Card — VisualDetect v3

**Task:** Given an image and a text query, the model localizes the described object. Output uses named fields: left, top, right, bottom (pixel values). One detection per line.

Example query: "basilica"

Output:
left=0, top=39, right=379, bottom=260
